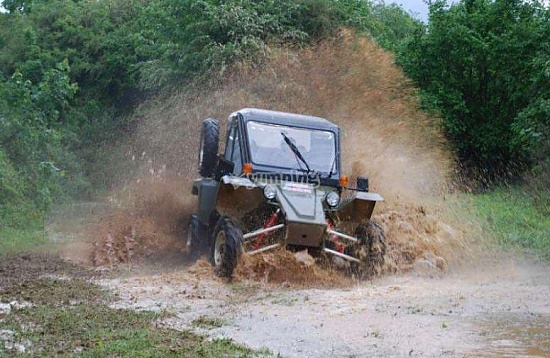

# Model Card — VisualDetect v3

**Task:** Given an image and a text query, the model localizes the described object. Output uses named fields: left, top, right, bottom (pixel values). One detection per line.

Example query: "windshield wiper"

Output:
left=280, top=132, right=312, bottom=173
left=327, top=155, right=336, bottom=178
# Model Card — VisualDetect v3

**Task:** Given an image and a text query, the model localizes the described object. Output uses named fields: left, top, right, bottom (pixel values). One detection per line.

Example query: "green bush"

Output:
left=0, top=61, right=81, bottom=228
left=397, top=0, right=549, bottom=184
left=0, top=150, right=39, bottom=228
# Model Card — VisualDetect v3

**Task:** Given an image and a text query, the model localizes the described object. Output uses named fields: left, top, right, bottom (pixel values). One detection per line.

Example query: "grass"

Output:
left=270, top=296, right=299, bottom=306
left=469, top=187, right=550, bottom=259
left=1, top=304, right=259, bottom=357
left=192, top=315, right=227, bottom=329
left=0, top=228, right=49, bottom=255
left=0, top=261, right=267, bottom=357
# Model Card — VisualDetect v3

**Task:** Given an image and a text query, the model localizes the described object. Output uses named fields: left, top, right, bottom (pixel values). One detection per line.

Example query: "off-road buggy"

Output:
left=188, top=108, right=386, bottom=278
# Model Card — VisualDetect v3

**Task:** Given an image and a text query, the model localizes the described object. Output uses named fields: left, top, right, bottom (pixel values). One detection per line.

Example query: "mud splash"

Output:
left=89, top=180, right=189, bottom=266
left=83, top=30, right=466, bottom=282
left=375, top=204, right=458, bottom=274
left=234, top=249, right=352, bottom=288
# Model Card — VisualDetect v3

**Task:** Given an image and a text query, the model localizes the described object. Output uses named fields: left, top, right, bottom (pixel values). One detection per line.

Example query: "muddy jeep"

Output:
left=188, top=108, right=386, bottom=278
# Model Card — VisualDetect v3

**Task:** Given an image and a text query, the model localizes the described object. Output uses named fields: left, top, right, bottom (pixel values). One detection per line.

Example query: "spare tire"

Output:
left=198, top=118, right=220, bottom=177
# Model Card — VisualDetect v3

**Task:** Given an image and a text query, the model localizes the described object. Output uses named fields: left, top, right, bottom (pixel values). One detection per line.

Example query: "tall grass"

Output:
left=470, top=187, right=550, bottom=259
left=0, top=228, right=48, bottom=254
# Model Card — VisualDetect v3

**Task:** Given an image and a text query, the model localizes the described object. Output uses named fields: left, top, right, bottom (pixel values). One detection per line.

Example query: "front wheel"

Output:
left=346, top=220, right=387, bottom=278
left=210, top=217, right=243, bottom=278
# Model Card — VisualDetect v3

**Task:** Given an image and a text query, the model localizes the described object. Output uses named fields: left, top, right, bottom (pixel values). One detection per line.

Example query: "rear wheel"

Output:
left=347, top=220, right=386, bottom=278
left=210, top=217, right=243, bottom=278
left=198, top=118, right=220, bottom=177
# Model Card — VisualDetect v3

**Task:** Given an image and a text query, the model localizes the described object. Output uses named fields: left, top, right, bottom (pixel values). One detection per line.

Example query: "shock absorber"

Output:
left=252, top=208, right=281, bottom=250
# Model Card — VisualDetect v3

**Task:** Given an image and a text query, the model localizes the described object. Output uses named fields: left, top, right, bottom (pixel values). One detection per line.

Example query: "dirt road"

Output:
left=98, top=257, right=550, bottom=357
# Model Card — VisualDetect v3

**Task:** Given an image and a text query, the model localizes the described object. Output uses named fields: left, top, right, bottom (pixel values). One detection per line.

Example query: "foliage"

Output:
left=0, top=151, right=37, bottom=228
left=0, top=60, right=82, bottom=228
left=397, top=0, right=550, bottom=184
left=136, top=0, right=420, bottom=89
left=1, top=0, right=419, bottom=94
left=368, top=2, right=423, bottom=50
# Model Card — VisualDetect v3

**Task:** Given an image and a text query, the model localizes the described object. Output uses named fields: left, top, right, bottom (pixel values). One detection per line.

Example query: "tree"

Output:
left=0, top=60, right=79, bottom=227
left=397, top=0, right=549, bottom=183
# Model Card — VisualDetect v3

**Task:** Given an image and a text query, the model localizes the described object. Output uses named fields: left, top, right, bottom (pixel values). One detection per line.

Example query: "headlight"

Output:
left=263, top=184, right=277, bottom=199
left=326, top=191, right=340, bottom=207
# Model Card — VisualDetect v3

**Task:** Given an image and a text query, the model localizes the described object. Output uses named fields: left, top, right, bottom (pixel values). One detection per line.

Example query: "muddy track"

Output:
left=98, top=258, right=550, bottom=357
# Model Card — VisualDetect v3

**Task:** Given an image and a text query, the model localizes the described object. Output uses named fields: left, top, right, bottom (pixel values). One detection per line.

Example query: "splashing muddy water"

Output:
left=84, top=31, right=466, bottom=282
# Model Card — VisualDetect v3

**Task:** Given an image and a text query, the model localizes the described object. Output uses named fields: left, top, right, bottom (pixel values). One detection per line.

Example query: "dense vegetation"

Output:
left=397, top=0, right=549, bottom=188
left=0, top=0, right=418, bottom=228
left=0, top=0, right=547, bottom=244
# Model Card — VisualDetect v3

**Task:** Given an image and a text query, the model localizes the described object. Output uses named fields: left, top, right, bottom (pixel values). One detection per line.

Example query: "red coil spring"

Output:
left=252, top=210, right=280, bottom=250
left=326, top=218, right=344, bottom=253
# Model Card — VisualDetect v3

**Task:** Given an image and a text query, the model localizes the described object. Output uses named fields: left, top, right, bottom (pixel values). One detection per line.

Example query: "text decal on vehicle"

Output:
left=283, top=182, right=312, bottom=194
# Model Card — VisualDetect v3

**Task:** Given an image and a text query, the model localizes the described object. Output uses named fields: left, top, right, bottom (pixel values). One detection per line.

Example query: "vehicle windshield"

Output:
left=246, top=121, right=336, bottom=173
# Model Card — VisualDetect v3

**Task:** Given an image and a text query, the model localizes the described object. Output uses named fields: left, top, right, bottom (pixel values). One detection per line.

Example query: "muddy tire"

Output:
left=210, top=217, right=243, bottom=278
left=199, top=118, right=220, bottom=178
left=187, top=214, right=209, bottom=260
left=347, top=220, right=386, bottom=278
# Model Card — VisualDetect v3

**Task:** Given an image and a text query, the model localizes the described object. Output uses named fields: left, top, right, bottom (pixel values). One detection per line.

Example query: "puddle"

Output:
left=475, top=314, right=550, bottom=357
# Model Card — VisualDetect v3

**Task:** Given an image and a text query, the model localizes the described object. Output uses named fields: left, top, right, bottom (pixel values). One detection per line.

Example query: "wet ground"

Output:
left=98, top=257, right=550, bottom=357
left=0, top=253, right=94, bottom=288
left=42, top=200, right=550, bottom=357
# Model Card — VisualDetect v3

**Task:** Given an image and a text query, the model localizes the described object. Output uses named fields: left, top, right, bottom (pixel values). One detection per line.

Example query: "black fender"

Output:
left=336, top=191, right=383, bottom=223
left=192, top=178, right=220, bottom=225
